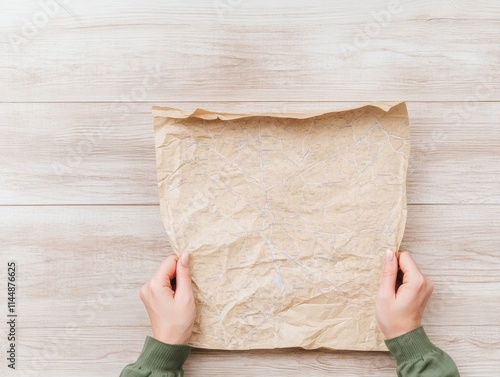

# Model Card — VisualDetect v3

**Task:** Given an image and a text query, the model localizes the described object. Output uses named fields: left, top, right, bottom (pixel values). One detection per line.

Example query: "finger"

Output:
left=398, top=251, right=422, bottom=282
left=151, top=254, right=178, bottom=290
left=174, top=254, right=194, bottom=301
left=378, top=249, right=398, bottom=299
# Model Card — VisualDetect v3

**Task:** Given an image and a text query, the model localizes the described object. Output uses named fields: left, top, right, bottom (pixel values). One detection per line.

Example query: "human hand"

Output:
left=376, top=250, right=434, bottom=339
left=139, top=254, right=196, bottom=344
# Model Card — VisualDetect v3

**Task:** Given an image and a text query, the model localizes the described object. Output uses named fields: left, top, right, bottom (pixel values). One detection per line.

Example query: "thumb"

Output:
left=378, top=249, right=398, bottom=299
left=174, top=254, right=194, bottom=301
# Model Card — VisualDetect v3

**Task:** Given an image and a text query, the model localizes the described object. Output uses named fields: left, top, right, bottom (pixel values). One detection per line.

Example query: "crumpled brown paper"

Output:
left=153, top=102, right=410, bottom=351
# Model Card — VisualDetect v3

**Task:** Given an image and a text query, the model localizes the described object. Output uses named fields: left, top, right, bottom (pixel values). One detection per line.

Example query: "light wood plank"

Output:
left=1, top=0, right=499, bottom=101
left=0, top=102, right=499, bottom=205
left=10, top=325, right=499, bottom=377
left=1, top=204, right=498, bottom=331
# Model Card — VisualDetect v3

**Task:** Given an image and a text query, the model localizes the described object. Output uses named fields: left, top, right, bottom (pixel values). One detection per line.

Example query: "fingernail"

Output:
left=385, top=249, right=394, bottom=261
left=181, top=254, right=190, bottom=267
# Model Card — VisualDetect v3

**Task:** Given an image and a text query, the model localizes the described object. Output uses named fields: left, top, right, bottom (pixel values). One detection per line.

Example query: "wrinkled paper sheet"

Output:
left=153, top=102, right=410, bottom=351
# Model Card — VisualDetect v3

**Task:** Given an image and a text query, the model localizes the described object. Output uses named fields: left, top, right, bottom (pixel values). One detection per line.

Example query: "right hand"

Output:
left=375, top=250, right=434, bottom=339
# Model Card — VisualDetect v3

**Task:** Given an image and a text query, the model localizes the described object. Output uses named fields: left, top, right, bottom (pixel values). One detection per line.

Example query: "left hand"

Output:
left=139, top=254, right=196, bottom=344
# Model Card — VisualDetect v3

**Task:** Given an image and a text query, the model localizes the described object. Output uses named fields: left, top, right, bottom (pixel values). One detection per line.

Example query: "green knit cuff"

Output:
left=135, top=336, right=191, bottom=371
left=385, top=326, right=435, bottom=364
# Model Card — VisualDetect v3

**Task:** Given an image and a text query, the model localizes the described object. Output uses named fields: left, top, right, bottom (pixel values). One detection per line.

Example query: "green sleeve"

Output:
left=385, top=326, right=460, bottom=377
left=120, top=336, right=191, bottom=377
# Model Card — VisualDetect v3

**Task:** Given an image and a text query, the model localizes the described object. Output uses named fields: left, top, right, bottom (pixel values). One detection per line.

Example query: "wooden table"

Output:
left=1, top=1, right=499, bottom=376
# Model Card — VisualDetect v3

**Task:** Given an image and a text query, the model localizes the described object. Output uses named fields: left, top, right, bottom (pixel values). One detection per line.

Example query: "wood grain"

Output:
left=0, top=102, right=499, bottom=205
left=0, top=0, right=499, bottom=102
left=14, top=326, right=500, bottom=377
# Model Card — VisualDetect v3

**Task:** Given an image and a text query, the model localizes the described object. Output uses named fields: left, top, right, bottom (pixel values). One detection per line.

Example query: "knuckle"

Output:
left=177, top=270, right=192, bottom=280
left=399, top=251, right=410, bottom=260
left=149, top=282, right=162, bottom=296
left=414, top=274, right=425, bottom=288
left=383, top=269, right=395, bottom=278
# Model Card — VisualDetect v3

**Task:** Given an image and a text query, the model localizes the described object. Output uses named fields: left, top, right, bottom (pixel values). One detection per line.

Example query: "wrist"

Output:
left=153, top=328, right=191, bottom=345
left=381, top=315, right=422, bottom=339
left=384, top=323, right=421, bottom=339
